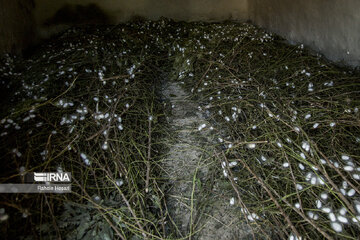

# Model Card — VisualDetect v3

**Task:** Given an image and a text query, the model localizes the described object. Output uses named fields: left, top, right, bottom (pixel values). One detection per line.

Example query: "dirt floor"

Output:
left=162, top=80, right=254, bottom=239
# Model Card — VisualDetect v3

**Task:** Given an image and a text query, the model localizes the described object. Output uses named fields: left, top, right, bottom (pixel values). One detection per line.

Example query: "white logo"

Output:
left=33, top=172, right=71, bottom=182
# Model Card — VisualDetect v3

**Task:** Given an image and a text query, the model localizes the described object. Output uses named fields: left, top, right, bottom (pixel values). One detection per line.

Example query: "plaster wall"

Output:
left=249, top=0, right=360, bottom=67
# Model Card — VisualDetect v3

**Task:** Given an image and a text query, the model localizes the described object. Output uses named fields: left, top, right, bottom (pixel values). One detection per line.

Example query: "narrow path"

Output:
left=162, top=80, right=253, bottom=239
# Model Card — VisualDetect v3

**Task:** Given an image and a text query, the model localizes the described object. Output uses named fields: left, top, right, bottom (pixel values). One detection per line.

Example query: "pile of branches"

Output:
left=171, top=21, right=360, bottom=239
left=0, top=22, right=172, bottom=239
left=1, top=18, right=360, bottom=239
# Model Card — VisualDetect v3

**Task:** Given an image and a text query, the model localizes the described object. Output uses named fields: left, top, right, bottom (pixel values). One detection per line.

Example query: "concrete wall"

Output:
left=249, top=0, right=360, bottom=67
left=34, top=0, right=248, bottom=45
left=34, top=0, right=248, bottom=25
left=0, top=0, right=248, bottom=54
